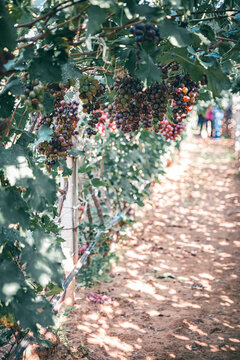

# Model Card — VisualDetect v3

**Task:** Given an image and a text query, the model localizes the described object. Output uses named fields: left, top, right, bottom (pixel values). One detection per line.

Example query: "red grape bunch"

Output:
left=108, top=74, right=144, bottom=133
left=158, top=118, right=186, bottom=140
left=36, top=94, right=80, bottom=165
left=169, top=74, right=200, bottom=122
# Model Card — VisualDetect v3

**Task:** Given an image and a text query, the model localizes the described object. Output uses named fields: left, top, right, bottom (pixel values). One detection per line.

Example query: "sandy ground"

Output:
left=54, top=137, right=240, bottom=360
left=25, top=137, right=240, bottom=360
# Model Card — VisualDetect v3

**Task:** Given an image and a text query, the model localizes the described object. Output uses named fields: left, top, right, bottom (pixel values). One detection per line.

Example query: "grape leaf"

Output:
left=135, top=51, right=162, bottom=85
left=87, top=6, right=106, bottom=35
left=21, top=228, right=64, bottom=287
left=61, top=60, right=82, bottom=83
left=0, top=1, right=16, bottom=51
left=158, top=19, right=192, bottom=47
left=0, top=92, right=15, bottom=118
left=92, top=178, right=106, bottom=187
left=0, top=187, right=30, bottom=229
left=35, top=125, right=52, bottom=145
left=4, top=78, right=24, bottom=96
left=43, top=92, right=55, bottom=114
left=205, top=66, right=231, bottom=97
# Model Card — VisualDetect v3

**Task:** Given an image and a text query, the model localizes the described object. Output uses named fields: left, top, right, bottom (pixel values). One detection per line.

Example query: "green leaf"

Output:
left=200, top=24, right=215, bottom=41
left=4, top=78, right=25, bottom=96
left=22, top=228, right=64, bottom=287
left=43, top=92, right=55, bottom=114
left=205, top=67, right=231, bottom=97
left=198, top=87, right=212, bottom=101
left=12, top=106, right=28, bottom=129
left=0, top=187, right=30, bottom=229
left=87, top=6, right=106, bottom=35
left=0, top=261, right=24, bottom=303
left=79, top=164, right=94, bottom=173
left=46, top=285, right=63, bottom=296
left=0, top=1, right=16, bottom=51
left=67, top=148, right=84, bottom=157
left=29, top=55, right=62, bottom=83
left=23, top=167, right=57, bottom=212
left=61, top=60, right=82, bottom=83
left=36, top=125, right=52, bottom=145
left=135, top=51, right=162, bottom=85
left=0, top=92, right=15, bottom=118
left=158, top=19, right=192, bottom=47
left=222, top=41, right=240, bottom=62
left=13, top=289, right=55, bottom=331
left=92, top=178, right=106, bottom=187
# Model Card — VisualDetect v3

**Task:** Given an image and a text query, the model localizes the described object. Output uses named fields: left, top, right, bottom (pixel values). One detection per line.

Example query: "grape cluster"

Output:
left=169, top=74, right=200, bottom=120
left=144, top=83, right=169, bottom=129
left=112, top=74, right=142, bottom=111
left=158, top=118, right=186, bottom=140
left=20, top=78, right=45, bottom=113
left=114, top=103, right=141, bottom=133
left=130, top=23, right=162, bottom=44
left=79, top=74, right=106, bottom=135
left=36, top=95, right=80, bottom=165
left=107, top=74, right=144, bottom=133
left=79, top=75, right=105, bottom=111
left=106, top=69, right=201, bottom=139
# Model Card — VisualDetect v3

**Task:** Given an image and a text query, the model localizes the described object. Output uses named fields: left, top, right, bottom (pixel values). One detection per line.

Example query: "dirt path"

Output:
left=59, top=138, right=240, bottom=360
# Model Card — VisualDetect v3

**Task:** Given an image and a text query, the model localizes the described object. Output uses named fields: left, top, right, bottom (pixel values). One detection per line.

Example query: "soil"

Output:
left=28, top=138, right=240, bottom=359
left=50, top=137, right=240, bottom=360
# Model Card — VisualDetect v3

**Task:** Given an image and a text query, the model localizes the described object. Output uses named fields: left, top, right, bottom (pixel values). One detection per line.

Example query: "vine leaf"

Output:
left=0, top=1, right=16, bottom=51
left=135, top=50, right=162, bottom=85
left=0, top=92, right=15, bottom=118
left=21, top=228, right=64, bottom=287
left=158, top=19, right=193, bottom=47
left=0, top=187, right=30, bottom=229
left=92, top=178, right=106, bottom=187
left=87, top=6, right=106, bottom=36
left=205, top=67, right=231, bottom=97
left=36, top=125, right=52, bottom=145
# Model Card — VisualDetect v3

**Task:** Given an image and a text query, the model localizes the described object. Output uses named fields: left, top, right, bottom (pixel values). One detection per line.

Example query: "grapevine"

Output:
left=36, top=87, right=80, bottom=165
left=79, top=74, right=106, bottom=135
left=130, top=23, right=162, bottom=44
left=20, top=76, right=45, bottom=113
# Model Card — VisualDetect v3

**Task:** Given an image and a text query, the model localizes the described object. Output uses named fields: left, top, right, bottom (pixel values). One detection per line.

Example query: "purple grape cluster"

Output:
left=130, top=23, right=162, bottom=43
left=36, top=96, right=80, bottom=165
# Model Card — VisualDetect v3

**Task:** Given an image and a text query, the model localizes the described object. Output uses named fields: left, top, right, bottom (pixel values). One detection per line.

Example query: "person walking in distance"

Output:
left=205, top=106, right=214, bottom=137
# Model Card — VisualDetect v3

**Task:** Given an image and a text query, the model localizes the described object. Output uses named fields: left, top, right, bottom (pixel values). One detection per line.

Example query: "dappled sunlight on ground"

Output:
left=61, top=138, right=240, bottom=360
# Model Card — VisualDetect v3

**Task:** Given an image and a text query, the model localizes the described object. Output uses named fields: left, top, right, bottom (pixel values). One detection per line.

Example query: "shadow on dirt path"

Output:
left=55, top=138, right=240, bottom=360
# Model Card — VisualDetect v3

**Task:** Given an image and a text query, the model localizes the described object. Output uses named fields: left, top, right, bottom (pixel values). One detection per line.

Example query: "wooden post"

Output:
left=232, top=94, right=240, bottom=160
left=60, top=139, right=79, bottom=308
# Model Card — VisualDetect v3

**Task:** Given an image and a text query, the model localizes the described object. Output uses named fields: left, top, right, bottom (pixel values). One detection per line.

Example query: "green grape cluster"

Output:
left=79, top=74, right=105, bottom=113
left=20, top=78, right=45, bottom=113
left=78, top=74, right=106, bottom=135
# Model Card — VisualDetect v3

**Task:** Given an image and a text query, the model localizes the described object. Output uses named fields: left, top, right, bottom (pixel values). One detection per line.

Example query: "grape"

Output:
left=130, top=23, right=162, bottom=44
left=36, top=87, right=80, bottom=165
left=79, top=74, right=106, bottom=136
left=20, top=77, right=45, bottom=113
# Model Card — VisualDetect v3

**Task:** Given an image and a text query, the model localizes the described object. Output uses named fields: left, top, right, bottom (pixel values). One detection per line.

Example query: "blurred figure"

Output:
left=205, top=106, right=214, bottom=137
left=223, top=103, right=232, bottom=137
left=213, top=106, right=224, bottom=138
left=198, top=111, right=207, bottom=136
